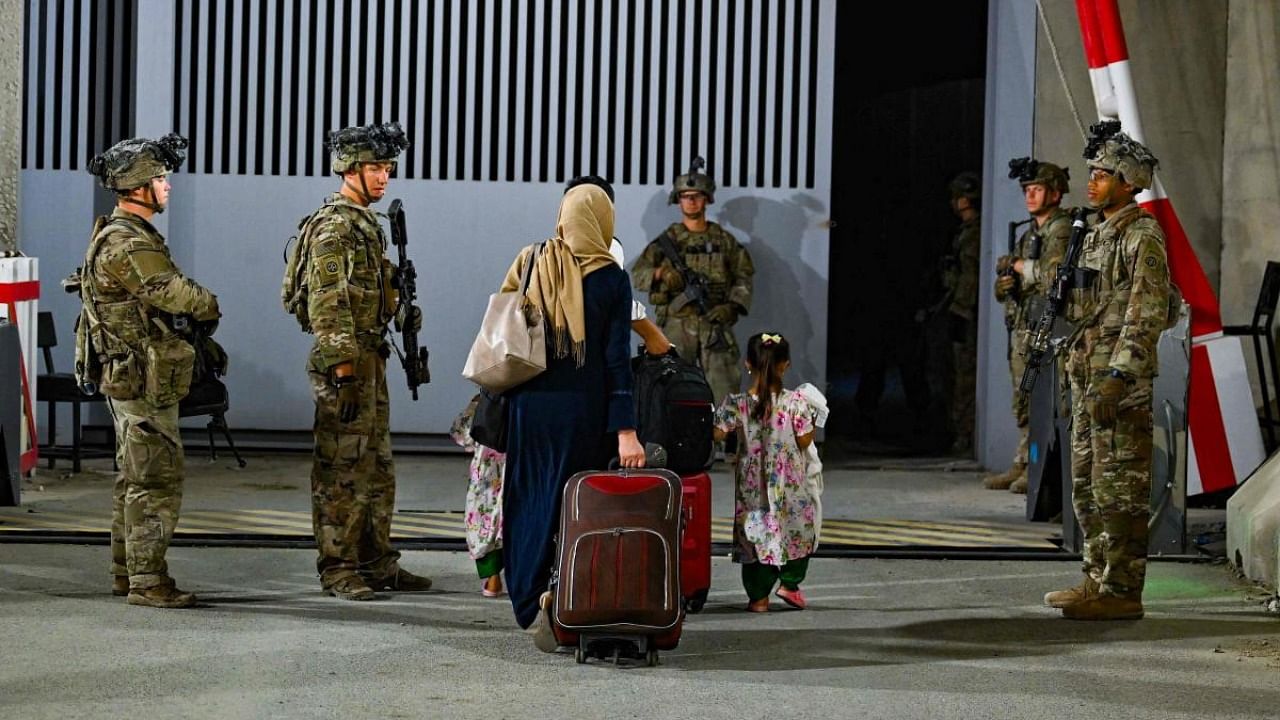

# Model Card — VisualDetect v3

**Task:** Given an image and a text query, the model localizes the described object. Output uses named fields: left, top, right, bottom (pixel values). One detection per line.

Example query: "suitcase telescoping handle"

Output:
left=607, top=443, right=668, bottom=471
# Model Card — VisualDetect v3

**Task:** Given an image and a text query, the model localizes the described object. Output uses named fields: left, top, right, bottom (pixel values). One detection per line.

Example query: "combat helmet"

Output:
left=1007, top=157, right=1070, bottom=195
left=1083, top=119, right=1158, bottom=190
left=87, top=133, right=188, bottom=213
left=669, top=156, right=716, bottom=204
left=326, top=122, right=409, bottom=204
left=326, top=122, right=410, bottom=175
left=948, top=171, right=982, bottom=202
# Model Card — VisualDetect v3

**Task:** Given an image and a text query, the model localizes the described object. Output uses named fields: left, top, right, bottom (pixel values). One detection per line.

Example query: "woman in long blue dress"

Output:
left=498, top=183, right=646, bottom=632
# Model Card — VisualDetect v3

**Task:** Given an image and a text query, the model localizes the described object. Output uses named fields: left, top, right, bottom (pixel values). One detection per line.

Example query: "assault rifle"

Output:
left=655, top=231, right=730, bottom=353
left=1019, top=207, right=1092, bottom=396
left=387, top=199, right=431, bottom=400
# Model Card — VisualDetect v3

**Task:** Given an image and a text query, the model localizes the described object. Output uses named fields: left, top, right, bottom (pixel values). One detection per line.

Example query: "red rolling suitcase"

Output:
left=551, top=467, right=684, bottom=666
left=679, top=472, right=712, bottom=613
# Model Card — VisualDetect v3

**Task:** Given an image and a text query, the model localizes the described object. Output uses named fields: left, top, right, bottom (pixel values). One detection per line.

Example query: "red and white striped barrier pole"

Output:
left=1076, top=0, right=1265, bottom=494
left=0, top=257, right=40, bottom=475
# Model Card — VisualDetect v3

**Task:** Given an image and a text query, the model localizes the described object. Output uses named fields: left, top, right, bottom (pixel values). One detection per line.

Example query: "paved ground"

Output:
left=1, top=451, right=1256, bottom=719
left=1, top=545, right=1277, bottom=719
left=11, top=450, right=1024, bottom=526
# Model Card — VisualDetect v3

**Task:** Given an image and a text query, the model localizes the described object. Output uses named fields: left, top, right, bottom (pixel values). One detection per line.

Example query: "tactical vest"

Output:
left=282, top=198, right=398, bottom=337
left=1064, top=207, right=1181, bottom=367
left=657, top=223, right=735, bottom=319
left=75, top=216, right=195, bottom=404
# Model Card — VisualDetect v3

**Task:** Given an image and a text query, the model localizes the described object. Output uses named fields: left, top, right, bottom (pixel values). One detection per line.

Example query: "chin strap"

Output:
left=119, top=184, right=166, bottom=214
left=343, top=166, right=375, bottom=205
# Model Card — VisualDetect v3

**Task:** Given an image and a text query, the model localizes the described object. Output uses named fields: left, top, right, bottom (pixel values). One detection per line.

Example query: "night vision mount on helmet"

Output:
left=326, top=122, right=410, bottom=175
left=1083, top=119, right=1159, bottom=190
left=88, top=133, right=189, bottom=213
left=669, top=156, right=716, bottom=204
left=1007, top=157, right=1071, bottom=195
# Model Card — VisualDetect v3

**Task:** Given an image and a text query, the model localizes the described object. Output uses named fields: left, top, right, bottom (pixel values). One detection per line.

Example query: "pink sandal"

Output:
left=776, top=586, right=807, bottom=610
left=481, top=575, right=505, bottom=598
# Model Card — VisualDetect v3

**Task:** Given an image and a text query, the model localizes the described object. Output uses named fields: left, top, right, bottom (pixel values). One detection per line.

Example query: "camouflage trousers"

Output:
left=1068, top=366, right=1153, bottom=598
left=108, top=398, right=184, bottom=590
left=951, top=322, right=977, bottom=451
left=1007, top=328, right=1031, bottom=465
left=308, top=347, right=401, bottom=587
left=661, top=314, right=743, bottom=404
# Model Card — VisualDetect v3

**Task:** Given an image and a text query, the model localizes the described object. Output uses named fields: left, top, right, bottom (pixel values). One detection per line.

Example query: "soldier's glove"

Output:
left=706, top=304, right=738, bottom=325
left=996, top=255, right=1016, bottom=273
left=1090, top=373, right=1127, bottom=427
left=333, top=376, right=360, bottom=424
left=660, top=263, right=686, bottom=292
left=396, top=305, right=423, bottom=335
left=994, top=274, right=1018, bottom=301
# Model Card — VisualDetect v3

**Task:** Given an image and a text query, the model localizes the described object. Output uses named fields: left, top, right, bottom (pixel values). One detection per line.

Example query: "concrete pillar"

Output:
left=978, top=0, right=1037, bottom=471
left=0, top=0, right=22, bottom=254
left=1222, top=0, right=1280, bottom=403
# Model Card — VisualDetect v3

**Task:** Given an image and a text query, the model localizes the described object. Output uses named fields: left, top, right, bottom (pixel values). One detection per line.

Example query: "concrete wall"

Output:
left=0, top=0, right=20, bottom=253
left=1222, top=0, right=1280, bottom=400
left=1030, top=0, right=1280, bottom=418
left=978, top=0, right=1037, bottom=471
left=1032, top=0, right=1227, bottom=292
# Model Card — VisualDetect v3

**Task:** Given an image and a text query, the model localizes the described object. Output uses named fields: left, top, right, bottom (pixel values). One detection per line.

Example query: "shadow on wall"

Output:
left=635, top=190, right=827, bottom=386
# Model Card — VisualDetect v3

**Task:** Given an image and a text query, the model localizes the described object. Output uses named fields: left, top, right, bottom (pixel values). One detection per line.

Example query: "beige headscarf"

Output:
left=501, top=184, right=616, bottom=366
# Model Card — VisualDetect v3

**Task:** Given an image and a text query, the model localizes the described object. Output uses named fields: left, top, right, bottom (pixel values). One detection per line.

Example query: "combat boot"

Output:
left=982, top=462, right=1025, bottom=490
left=127, top=581, right=197, bottom=609
left=326, top=575, right=376, bottom=601
left=1009, top=476, right=1029, bottom=494
left=1043, top=576, right=1099, bottom=608
left=112, top=576, right=129, bottom=597
left=1061, top=593, right=1144, bottom=621
left=368, top=568, right=433, bottom=592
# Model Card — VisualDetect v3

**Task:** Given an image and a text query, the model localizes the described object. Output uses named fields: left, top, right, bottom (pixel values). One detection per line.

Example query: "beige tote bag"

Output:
left=462, top=244, right=547, bottom=393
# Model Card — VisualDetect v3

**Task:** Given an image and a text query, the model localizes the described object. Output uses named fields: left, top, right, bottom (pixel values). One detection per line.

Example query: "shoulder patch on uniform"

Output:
left=316, top=254, right=342, bottom=283
left=127, top=247, right=175, bottom=281
left=1145, top=256, right=1158, bottom=268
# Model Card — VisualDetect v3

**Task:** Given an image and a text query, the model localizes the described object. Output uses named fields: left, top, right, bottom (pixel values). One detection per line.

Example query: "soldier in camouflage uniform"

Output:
left=283, top=122, right=432, bottom=601
left=942, top=172, right=982, bottom=455
left=1044, top=122, right=1170, bottom=621
left=76, top=134, right=220, bottom=608
left=632, top=158, right=755, bottom=403
left=983, top=159, right=1073, bottom=493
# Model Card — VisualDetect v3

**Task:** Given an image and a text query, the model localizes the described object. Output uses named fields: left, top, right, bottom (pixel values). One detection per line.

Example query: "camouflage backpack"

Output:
left=281, top=210, right=326, bottom=332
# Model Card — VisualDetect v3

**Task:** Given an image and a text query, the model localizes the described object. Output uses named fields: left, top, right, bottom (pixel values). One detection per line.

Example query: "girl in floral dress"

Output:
left=713, top=332, right=818, bottom=612
left=450, top=395, right=507, bottom=597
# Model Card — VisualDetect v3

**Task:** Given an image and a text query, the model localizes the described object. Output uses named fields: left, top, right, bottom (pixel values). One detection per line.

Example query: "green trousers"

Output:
left=475, top=549, right=504, bottom=580
left=741, top=557, right=810, bottom=601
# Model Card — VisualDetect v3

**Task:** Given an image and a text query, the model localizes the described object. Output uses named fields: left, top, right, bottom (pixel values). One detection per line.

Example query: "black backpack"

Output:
left=632, top=349, right=715, bottom=474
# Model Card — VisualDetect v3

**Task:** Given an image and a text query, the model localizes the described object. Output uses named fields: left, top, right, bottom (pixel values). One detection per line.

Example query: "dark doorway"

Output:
left=826, top=2, right=988, bottom=459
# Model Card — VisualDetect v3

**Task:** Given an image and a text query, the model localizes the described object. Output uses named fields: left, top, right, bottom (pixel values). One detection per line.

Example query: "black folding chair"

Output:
left=1224, top=260, right=1280, bottom=452
left=179, top=375, right=247, bottom=468
left=35, top=312, right=114, bottom=472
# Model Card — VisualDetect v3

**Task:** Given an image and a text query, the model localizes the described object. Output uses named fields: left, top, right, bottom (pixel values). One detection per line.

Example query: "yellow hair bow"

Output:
left=761, top=333, right=783, bottom=345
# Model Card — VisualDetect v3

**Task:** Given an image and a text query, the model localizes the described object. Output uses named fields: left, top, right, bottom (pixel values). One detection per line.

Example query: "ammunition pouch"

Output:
left=1065, top=268, right=1100, bottom=324
left=144, top=333, right=196, bottom=407
left=380, top=258, right=400, bottom=321
left=72, top=308, right=103, bottom=392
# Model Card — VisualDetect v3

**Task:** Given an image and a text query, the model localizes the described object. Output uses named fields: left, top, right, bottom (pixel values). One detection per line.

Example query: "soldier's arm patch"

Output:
left=125, top=248, right=178, bottom=285
left=1145, top=256, right=1158, bottom=268
left=315, top=253, right=343, bottom=286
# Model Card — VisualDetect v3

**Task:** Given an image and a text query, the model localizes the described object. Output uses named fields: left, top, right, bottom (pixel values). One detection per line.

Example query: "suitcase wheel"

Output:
left=575, top=647, right=586, bottom=664
left=684, top=589, right=709, bottom=614
left=646, top=649, right=659, bottom=667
